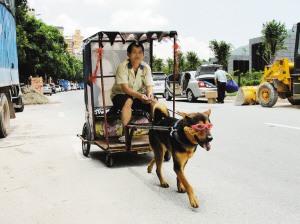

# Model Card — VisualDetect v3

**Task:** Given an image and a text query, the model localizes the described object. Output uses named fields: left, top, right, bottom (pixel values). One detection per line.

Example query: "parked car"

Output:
left=77, top=85, right=81, bottom=90
left=55, top=85, right=61, bottom=92
left=59, top=85, right=65, bottom=92
left=71, top=84, right=77, bottom=90
left=49, top=83, right=56, bottom=93
left=152, top=72, right=167, bottom=97
left=43, top=84, right=52, bottom=96
left=164, top=64, right=221, bottom=102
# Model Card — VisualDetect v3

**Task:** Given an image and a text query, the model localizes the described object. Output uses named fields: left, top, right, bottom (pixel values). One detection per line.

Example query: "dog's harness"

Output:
left=171, top=120, right=198, bottom=148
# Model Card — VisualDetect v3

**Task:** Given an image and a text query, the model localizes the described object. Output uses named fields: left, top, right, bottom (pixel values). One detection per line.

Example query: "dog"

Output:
left=147, top=103, right=213, bottom=208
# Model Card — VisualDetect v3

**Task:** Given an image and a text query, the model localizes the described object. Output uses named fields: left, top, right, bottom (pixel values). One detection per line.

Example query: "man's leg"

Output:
left=121, top=98, right=133, bottom=138
left=220, top=82, right=226, bottom=103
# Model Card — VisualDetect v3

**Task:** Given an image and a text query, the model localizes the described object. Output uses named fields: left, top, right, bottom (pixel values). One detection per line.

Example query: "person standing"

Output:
left=214, top=67, right=232, bottom=103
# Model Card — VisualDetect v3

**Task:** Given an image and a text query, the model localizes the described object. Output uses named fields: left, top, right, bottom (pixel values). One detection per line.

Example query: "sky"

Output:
left=29, top=0, right=299, bottom=61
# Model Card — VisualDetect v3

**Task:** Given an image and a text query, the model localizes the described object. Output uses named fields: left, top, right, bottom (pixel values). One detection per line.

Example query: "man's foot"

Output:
left=118, top=136, right=126, bottom=143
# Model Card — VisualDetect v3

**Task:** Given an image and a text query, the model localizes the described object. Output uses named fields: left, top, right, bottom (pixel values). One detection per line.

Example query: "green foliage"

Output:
left=209, top=40, right=233, bottom=70
left=152, top=55, right=164, bottom=72
left=234, top=70, right=264, bottom=87
left=16, top=9, right=83, bottom=84
left=185, top=51, right=201, bottom=71
left=260, top=20, right=290, bottom=65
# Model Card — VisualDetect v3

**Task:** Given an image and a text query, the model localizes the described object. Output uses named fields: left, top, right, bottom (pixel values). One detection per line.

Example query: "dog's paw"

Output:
left=178, top=186, right=186, bottom=193
left=147, top=166, right=152, bottom=173
left=161, top=182, right=169, bottom=188
left=190, top=197, right=199, bottom=208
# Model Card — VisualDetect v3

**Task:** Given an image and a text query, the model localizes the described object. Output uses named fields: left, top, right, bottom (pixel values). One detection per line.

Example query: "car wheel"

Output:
left=187, top=90, right=197, bottom=102
left=165, top=90, right=172, bottom=101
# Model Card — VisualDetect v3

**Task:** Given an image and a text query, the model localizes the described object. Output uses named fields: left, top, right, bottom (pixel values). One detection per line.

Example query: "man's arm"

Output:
left=214, top=77, right=217, bottom=87
left=120, top=83, right=149, bottom=103
left=226, top=73, right=232, bottom=79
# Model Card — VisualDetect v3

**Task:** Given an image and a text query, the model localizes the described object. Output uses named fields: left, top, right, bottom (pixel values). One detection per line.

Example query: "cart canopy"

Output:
left=83, top=31, right=177, bottom=47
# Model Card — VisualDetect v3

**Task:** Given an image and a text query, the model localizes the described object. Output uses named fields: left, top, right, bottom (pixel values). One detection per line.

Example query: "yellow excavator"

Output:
left=235, top=22, right=300, bottom=107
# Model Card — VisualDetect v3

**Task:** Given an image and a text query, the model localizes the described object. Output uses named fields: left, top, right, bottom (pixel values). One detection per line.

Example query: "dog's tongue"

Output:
left=203, top=142, right=211, bottom=151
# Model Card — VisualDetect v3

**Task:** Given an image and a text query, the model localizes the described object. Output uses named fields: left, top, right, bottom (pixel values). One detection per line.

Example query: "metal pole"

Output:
left=99, top=50, right=109, bottom=147
left=172, top=36, right=176, bottom=117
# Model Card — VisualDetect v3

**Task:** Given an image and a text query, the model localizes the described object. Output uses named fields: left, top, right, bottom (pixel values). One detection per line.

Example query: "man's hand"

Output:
left=140, top=94, right=151, bottom=104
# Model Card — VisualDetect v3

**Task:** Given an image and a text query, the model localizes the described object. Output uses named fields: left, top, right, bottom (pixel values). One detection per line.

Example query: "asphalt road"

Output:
left=1, top=90, right=300, bottom=224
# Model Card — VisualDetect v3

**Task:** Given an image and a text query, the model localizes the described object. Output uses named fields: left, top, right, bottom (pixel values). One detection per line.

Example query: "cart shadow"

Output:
left=89, top=149, right=153, bottom=168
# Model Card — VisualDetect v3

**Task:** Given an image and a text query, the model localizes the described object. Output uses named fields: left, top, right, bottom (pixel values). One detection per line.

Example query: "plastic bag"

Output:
left=226, top=78, right=239, bottom=93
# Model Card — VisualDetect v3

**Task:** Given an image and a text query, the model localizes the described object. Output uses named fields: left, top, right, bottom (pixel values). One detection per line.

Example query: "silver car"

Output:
left=152, top=72, right=167, bottom=96
left=43, top=84, right=52, bottom=96
left=164, top=64, right=221, bottom=102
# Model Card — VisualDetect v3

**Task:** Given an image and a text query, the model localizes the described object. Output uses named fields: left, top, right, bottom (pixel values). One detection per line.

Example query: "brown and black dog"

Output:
left=148, top=103, right=213, bottom=208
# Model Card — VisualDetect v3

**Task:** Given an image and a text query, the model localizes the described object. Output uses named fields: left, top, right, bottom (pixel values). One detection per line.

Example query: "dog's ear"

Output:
left=177, top=111, right=189, bottom=118
left=203, top=109, right=211, bottom=116
left=178, top=111, right=192, bottom=125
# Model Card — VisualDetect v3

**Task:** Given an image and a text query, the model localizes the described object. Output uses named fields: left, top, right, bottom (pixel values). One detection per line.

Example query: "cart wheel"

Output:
left=82, top=122, right=91, bottom=157
left=106, top=154, right=113, bottom=167
left=164, top=151, right=171, bottom=161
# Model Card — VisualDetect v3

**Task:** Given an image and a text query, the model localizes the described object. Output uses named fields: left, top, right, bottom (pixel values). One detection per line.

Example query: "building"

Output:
left=206, top=29, right=296, bottom=74
left=65, top=30, right=84, bottom=60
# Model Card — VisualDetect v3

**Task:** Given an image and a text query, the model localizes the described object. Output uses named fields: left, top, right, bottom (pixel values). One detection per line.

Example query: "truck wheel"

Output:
left=15, top=96, right=24, bottom=112
left=257, top=82, right=278, bottom=107
left=165, top=90, right=172, bottom=101
left=187, top=90, right=197, bottom=102
left=0, top=93, right=10, bottom=138
left=287, top=96, right=300, bottom=105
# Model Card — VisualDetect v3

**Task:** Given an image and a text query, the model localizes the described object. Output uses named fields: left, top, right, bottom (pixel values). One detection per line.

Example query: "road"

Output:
left=1, top=90, right=300, bottom=224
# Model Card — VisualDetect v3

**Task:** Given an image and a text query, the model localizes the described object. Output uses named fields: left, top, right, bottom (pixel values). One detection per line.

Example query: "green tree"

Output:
left=209, top=40, right=232, bottom=70
left=177, top=52, right=185, bottom=72
left=260, top=20, right=290, bottom=65
left=152, top=55, right=164, bottom=72
left=185, top=51, right=201, bottom=71
left=166, top=58, right=174, bottom=74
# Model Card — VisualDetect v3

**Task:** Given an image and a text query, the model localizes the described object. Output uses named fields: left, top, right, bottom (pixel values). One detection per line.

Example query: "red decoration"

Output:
left=173, top=43, right=180, bottom=78
left=88, top=47, right=105, bottom=83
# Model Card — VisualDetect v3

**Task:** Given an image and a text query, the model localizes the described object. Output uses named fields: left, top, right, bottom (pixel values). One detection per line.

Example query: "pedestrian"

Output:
left=214, top=67, right=232, bottom=103
left=110, top=42, right=157, bottom=143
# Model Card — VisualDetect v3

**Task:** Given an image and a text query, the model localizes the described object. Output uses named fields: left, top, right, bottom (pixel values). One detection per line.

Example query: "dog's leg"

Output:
left=177, top=160, right=188, bottom=193
left=173, top=153, right=199, bottom=208
left=154, top=143, right=169, bottom=188
left=147, top=156, right=156, bottom=173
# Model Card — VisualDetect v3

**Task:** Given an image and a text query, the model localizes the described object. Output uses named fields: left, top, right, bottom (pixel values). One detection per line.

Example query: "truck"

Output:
left=59, top=80, right=69, bottom=91
left=0, top=0, right=24, bottom=138
left=235, top=22, right=300, bottom=107
left=78, top=82, right=84, bottom=89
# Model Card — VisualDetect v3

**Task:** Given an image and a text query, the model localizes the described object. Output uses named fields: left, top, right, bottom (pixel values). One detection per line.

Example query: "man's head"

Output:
left=127, top=42, right=144, bottom=65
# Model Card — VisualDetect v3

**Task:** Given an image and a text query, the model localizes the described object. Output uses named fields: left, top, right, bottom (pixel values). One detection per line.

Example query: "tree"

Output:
left=166, top=58, right=174, bottom=74
left=177, top=52, right=185, bottom=72
left=260, top=20, right=290, bottom=65
left=185, top=51, right=201, bottom=71
left=209, top=40, right=232, bottom=70
left=152, top=55, right=164, bottom=72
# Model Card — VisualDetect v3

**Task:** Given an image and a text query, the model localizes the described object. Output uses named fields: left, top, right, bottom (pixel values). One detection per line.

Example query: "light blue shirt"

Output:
left=214, top=70, right=228, bottom=83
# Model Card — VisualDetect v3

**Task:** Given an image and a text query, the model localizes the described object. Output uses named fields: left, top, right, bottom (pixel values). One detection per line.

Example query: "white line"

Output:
left=58, top=112, right=65, bottom=117
left=264, top=123, right=300, bottom=130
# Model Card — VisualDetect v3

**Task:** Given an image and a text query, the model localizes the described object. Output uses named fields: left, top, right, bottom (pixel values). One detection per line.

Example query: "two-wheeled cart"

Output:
left=77, top=31, right=178, bottom=167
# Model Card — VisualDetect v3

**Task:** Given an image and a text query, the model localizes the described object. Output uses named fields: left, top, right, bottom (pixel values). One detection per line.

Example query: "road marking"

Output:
left=58, top=112, right=65, bottom=117
left=264, top=123, right=300, bottom=130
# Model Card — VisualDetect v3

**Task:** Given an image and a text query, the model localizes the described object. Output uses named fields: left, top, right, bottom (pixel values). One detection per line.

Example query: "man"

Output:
left=110, top=42, right=157, bottom=143
left=214, top=67, right=232, bottom=103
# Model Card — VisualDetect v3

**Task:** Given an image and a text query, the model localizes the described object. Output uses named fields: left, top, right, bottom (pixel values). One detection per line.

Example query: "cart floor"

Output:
left=94, top=135, right=151, bottom=153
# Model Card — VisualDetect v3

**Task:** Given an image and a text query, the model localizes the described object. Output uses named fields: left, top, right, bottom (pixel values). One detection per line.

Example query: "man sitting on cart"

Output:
left=110, top=42, right=157, bottom=143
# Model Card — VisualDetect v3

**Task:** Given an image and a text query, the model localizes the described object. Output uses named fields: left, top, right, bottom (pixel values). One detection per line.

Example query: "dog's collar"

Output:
left=172, top=120, right=198, bottom=148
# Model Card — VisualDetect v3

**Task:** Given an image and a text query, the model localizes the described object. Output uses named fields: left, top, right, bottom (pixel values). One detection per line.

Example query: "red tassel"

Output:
left=88, top=47, right=105, bottom=83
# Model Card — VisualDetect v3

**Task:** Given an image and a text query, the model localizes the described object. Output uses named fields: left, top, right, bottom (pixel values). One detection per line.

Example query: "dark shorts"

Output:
left=112, top=94, right=157, bottom=113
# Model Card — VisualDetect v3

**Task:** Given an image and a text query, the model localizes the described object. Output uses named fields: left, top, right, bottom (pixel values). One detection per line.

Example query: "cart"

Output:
left=77, top=31, right=178, bottom=167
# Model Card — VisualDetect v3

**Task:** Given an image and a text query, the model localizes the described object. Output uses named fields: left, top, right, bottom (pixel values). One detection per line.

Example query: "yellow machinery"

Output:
left=235, top=22, right=300, bottom=107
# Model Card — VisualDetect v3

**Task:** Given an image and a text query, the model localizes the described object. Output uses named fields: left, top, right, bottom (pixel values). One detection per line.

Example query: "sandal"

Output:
left=118, top=136, right=126, bottom=143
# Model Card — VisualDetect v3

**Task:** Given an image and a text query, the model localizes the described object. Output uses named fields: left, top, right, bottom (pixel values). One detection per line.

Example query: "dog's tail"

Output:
left=153, top=102, right=169, bottom=123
